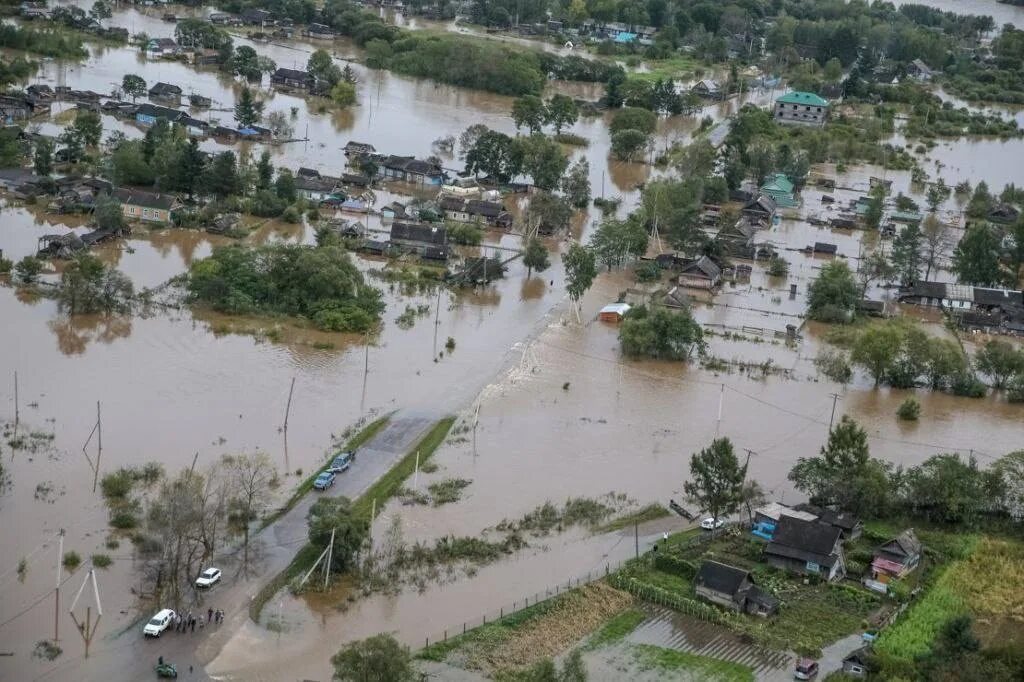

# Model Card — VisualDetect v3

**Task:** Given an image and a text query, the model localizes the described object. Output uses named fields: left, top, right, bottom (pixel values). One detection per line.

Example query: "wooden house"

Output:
left=742, top=194, right=777, bottom=223
left=759, top=173, right=797, bottom=206
left=148, top=82, right=182, bottom=103
left=751, top=502, right=819, bottom=541
left=271, top=68, right=314, bottom=90
left=692, top=79, right=723, bottom=100
left=678, top=256, right=722, bottom=290
left=763, top=516, right=846, bottom=581
left=870, top=530, right=921, bottom=584
left=597, top=303, right=631, bottom=322
left=791, top=504, right=863, bottom=540
left=114, top=188, right=178, bottom=224
left=842, top=647, right=872, bottom=678
left=389, top=222, right=447, bottom=258
left=694, top=561, right=779, bottom=616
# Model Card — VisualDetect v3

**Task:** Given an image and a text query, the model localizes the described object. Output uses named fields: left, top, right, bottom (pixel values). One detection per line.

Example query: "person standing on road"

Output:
left=190, top=616, right=196, bottom=633
left=207, top=608, right=213, bottom=624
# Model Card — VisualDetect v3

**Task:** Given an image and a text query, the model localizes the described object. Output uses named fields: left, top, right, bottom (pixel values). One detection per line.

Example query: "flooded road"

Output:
left=2, top=4, right=1024, bottom=681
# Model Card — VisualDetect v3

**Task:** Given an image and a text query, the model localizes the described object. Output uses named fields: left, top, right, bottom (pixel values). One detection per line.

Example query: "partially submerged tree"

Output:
left=307, top=496, right=368, bottom=573
left=522, top=238, right=550, bottom=278
left=223, top=452, right=277, bottom=574
left=562, top=243, right=597, bottom=322
left=121, top=74, right=147, bottom=102
left=618, top=305, right=705, bottom=360
left=807, top=261, right=858, bottom=322
left=331, top=634, right=415, bottom=682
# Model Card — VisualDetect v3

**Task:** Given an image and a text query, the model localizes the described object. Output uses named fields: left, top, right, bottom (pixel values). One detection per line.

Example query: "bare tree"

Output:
left=922, top=214, right=953, bottom=281
left=739, top=480, right=766, bottom=524
left=223, top=452, right=277, bottom=574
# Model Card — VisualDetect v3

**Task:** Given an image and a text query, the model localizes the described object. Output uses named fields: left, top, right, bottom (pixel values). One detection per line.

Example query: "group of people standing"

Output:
left=173, top=608, right=224, bottom=633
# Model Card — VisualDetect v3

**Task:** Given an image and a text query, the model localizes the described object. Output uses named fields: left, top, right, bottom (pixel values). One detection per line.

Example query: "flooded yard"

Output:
left=2, top=2, right=1024, bottom=680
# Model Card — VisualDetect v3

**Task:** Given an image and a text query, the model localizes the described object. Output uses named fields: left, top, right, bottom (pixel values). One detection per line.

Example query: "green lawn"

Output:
left=583, top=608, right=646, bottom=650
left=628, top=55, right=701, bottom=82
left=597, top=503, right=672, bottom=533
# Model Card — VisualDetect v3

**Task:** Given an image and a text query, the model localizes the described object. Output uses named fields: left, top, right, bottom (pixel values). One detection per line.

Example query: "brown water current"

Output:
left=2, top=3, right=1024, bottom=680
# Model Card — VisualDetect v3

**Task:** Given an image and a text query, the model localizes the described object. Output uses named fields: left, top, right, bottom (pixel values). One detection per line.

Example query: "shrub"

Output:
left=1007, top=375, right=1024, bottom=403
left=951, top=372, right=987, bottom=398
left=814, top=349, right=853, bottom=383
left=897, top=397, right=921, bottom=421
left=109, top=510, right=139, bottom=529
left=634, top=260, right=661, bottom=283
left=281, top=206, right=301, bottom=223
left=91, top=553, right=112, bottom=569
left=445, top=336, right=456, bottom=351
left=62, top=551, right=81, bottom=570
left=105, top=537, right=120, bottom=550
left=445, top=222, right=483, bottom=245
left=0, top=257, right=12, bottom=274
left=767, top=256, right=789, bottom=277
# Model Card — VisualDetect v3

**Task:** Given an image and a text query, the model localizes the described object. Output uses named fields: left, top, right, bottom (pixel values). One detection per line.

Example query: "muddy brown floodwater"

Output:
left=2, top=3, right=1024, bottom=681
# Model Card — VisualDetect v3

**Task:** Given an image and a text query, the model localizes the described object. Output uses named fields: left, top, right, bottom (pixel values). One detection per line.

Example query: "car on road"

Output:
left=327, top=451, right=354, bottom=473
left=794, top=658, right=819, bottom=680
left=195, top=567, right=221, bottom=588
left=143, top=608, right=176, bottom=637
left=700, top=516, right=725, bottom=531
left=313, top=471, right=336, bottom=490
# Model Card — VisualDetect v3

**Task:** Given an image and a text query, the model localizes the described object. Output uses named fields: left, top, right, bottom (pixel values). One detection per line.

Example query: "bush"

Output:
left=281, top=206, right=301, bottom=223
left=897, top=397, right=921, bottom=421
left=62, top=551, right=81, bottom=570
left=445, top=222, right=483, bottom=245
left=814, top=349, right=853, bottom=383
left=0, top=257, right=12, bottom=274
left=634, top=261, right=661, bottom=283
left=767, top=256, right=789, bottom=277
left=653, top=553, right=698, bottom=579
left=91, top=553, right=112, bottom=569
left=951, top=372, right=987, bottom=398
left=109, top=510, right=139, bottom=529
left=1007, top=376, right=1024, bottom=403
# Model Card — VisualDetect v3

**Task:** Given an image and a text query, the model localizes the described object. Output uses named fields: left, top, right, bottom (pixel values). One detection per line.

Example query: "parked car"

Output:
left=700, top=516, right=725, bottom=531
left=195, top=567, right=221, bottom=588
left=327, top=451, right=354, bottom=473
left=313, top=471, right=336, bottom=490
left=794, top=658, right=819, bottom=680
left=143, top=608, right=176, bottom=637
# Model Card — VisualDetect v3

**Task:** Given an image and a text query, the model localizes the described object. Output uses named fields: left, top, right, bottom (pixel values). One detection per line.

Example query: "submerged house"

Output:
left=114, top=188, right=178, bottom=224
left=389, top=222, right=448, bottom=259
left=148, top=82, right=182, bottom=102
left=146, top=37, right=179, bottom=58
left=295, top=174, right=341, bottom=202
left=381, top=156, right=444, bottom=185
left=134, top=103, right=186, bottom=126
left=759, top=173, right=797, bottom=207
left=763, top=516, right=846, bottom=581
left=678, top=256, right=722, bottom=290
left=742, top=194, right=777, bottom=223
left=694, top=561, right=779, bottom=616
left=270, top=68, right=314, bottom=90
left=692, top=79, right=723, bottom=100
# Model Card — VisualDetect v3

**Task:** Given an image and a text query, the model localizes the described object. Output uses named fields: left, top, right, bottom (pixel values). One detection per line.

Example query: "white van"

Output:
left=143, top=608, right=176, bottom=637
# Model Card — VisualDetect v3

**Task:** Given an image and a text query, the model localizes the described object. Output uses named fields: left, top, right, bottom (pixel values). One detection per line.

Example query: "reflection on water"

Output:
left=48, top=314, right=133, bottom=355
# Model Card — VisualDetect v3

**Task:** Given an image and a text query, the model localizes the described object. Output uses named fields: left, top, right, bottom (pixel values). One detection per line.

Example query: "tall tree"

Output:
left=560, top=158, right=590, bottom=208
left=465, top=130, right=522, bottom=183
left=203, top=151, right=241, bottom=199
left=589, top=218, right=649, bottom=270
left=856, top=250, right=895, bottom=298
left=307, top=48, right=342, bottom=86
left=234, top=87, right=264, bottom=128
left=121, top=74, right=147, bottom=102
left=683, top=437, right=745, bottom=524
left=519, top=134, right=568, bottom=191
left=562, top=242, right=597, bottom=318
left=851, top=324, right=903, bottom=386
left=511, top=95, right=547, bottom=133
left=925, top=178, right=951, bottom=213
left=169, top=138, right=205, bottom=198
left=307, top=496, right=368, bottom=573
left=223, top=452, right=276, bottom=574
left=953, top=224, right=1003, bottom=286
left=256, top=150, right=273, bottom=190
left=921, top=214, right=951, bottom=281
left=72, top=110, right=103, bottom=148
left=523, top=238, right=550, bottom=278
left=545, top=94, right=579, bottom=134
left=33, top=137, right=53, bottom=177
left=891, top=222, right=923, bottom=284
left=974, top=339, right=1024, bottom=389
left=807, top=261, right=858, bottom=322
left=1007, top=215, right=1024, bottom=288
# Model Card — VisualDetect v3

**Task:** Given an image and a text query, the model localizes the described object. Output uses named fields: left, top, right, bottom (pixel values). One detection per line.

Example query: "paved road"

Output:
left=33, top=411, right=440, bottom=682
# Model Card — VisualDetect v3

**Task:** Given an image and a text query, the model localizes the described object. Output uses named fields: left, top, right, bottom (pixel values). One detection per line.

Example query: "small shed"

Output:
left=598, top=303, right=631, bottom=322
left=678, top=256, right=722, bottom=290
left=694, top=561, right=779, bottom=616
left=842, top=647, right=872, bottom=678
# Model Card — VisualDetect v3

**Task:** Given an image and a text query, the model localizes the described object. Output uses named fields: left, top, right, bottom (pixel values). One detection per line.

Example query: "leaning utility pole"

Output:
left=69, top=568, right=102, bottom=658
left=828, top=392, right=841, bottom=432
left=283, top=377, right=296, bottom=434
left=92, top=402, right=102, bottom=493
left=323, top=528, right=335, bottom=591
left=13, top=370, right=19, bottom=430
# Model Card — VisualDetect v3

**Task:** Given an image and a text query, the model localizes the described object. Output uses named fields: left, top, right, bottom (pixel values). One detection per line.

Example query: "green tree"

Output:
left=610, top=107, right=657, bottom=135
left=523, top=238, right=550, bottom=277
left=864, top=191, right=885, bottom=231
left=511, top=95, right=547, bottom=133
left=465, top=130, right=523, bottom=182
left=560, top=159, right=590, bottom=208
left=856, top=250, right=895, bottom=298
left=966, top=181, right=994, bottom=219
left=330, top=633, right=415, bottom=682
left=33, top=137, right=53, bottom=177
left=904, top=454, right=993, bottom=524
left=168, top=138, right=205, bottom=198
left=331, top=81, right=357, bottom=107
left=545, top=94, right=578, bottom=134
left=72, top=110, right=102, bottom=148
left=203, top=151, right=241, bottom=199
left=953, top=224, right=1003, bottom=286
left=925, top=339, right=968, bottom=390
left=234, top=87, right=264, bottom=129
left=851, top=324, right=903, bottom=386
left=562, top=242, right=597, bottom=311
left=618, top=305, right=705, bottom=360
left=610, top=129, right=649, bottom=162
left=256, top=150, right=273, bottom=190
left=1007, top=215, right=1024, bottom=287
left=57, top=253, right=133, bottom=315
left=14, top=256, right=43, bottom=284
left=683, top=437, right=745, bottom=524
left=121, top=74, right=147, bottom=102
left=275, top=169, right=297, bottom=202
left=229, top=45, right=274, bottom=81
left=807, top=261, right=858, bottom=322
left=823, top=57, right=843, bottom=81
left=974, top=339, right=1024, bottom=389
left=891, top=222, right=923, bottom=285
left=788, top=416, right=894, bottom=517
left=94, top=195, right=126, bottom=232
left=526, top=192, right=573, bottom=235
left=90, top=0, right=112, bottom=20
left=307, top=496, right=369, bottom=573
left=925, top=178, right=951, bottom=213
left=991, top=451, right=1024, bottom=518
left=921, top=214, right=951, bottom=281
left=589, top=218, right=648, bottom=270
left=307, top=48, right=342, bottom=86
left=519, top=135, right=568, bottom=191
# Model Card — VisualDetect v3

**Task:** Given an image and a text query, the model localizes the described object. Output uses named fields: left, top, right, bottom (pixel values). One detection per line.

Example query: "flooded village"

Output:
left=2, top=0, right=1024, bottom=680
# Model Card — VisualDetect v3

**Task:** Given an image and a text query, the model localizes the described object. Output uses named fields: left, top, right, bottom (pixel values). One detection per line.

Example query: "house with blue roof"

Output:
left=774, top=91, right=829, bottom=127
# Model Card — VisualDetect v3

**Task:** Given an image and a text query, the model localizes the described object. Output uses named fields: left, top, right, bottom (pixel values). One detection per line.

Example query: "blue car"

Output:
left=313, top=471, right=336, bottom=490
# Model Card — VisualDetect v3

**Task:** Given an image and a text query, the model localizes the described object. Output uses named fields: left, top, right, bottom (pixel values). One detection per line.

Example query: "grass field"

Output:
left=627, top=55, right=701, bottom=82
left=631, top=644, right=755, bottom=681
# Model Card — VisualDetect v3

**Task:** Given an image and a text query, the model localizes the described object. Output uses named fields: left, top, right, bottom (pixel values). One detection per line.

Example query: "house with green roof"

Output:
left=774, top=91, right=830, bottom=127
left=759, top=173, right=798, bottom=208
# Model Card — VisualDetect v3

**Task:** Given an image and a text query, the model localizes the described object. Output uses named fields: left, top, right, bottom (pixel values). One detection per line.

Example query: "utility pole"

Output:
left=715, top=384, right=725, bottom=437
left=54, top=529, right=64, bottom=642
left=634, top=520, right=639, bottom=559
left=69, top=568, right=102, bottom=659
left=828, top=392, right=840, bottom=432
left=361, top=334, right=370, bottom=414
left=92, top=402, right=102, bottom=493
left=413, top=450, right=420, bottom=490
left=432, top=285, right=441, bottom=357
left=283, top=377, right=296, bottom=434
left=472, top=403, right=480, bottom=458
left=13, top=370, right=19, bottom=430
left=323, top=528, right=335, bottom=590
